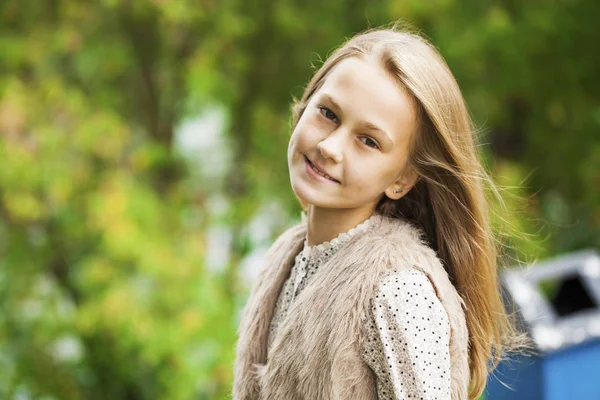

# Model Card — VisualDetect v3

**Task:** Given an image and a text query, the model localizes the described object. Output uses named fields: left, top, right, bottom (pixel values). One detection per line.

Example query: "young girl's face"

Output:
left=288, top=56, right=418, bottom=213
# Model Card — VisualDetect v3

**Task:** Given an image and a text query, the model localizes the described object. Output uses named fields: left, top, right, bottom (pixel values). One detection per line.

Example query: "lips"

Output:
left=304, top=155, right=339, bottom=183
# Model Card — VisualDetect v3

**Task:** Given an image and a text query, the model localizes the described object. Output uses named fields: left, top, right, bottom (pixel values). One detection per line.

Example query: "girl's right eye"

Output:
left=318, top=106, right=339, bottom=123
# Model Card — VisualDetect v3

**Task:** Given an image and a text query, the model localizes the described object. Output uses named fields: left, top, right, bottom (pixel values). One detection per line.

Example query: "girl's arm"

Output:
left=363, top=268, right=451, bottom=400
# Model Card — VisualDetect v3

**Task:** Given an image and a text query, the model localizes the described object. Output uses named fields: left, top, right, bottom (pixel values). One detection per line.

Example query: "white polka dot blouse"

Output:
left=267, top=213, right=452, bottom=399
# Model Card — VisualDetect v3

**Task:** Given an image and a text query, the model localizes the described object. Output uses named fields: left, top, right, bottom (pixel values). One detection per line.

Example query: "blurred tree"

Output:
left=0, top=0, right=233, bottom=398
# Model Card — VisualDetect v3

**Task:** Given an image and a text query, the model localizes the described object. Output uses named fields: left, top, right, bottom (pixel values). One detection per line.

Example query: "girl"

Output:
left=233, top=24, right=530, bottom=400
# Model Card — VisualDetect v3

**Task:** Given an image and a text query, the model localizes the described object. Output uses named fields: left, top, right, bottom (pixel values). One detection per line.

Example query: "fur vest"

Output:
left=233, top=212, right=470, bottom=399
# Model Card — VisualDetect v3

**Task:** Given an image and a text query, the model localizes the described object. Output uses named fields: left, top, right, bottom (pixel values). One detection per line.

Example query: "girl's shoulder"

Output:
left=375, top=267, right=448, bottom=316
left=365, top=216, right=466, bottom=319
left=361, top=215, right=442, bottom=266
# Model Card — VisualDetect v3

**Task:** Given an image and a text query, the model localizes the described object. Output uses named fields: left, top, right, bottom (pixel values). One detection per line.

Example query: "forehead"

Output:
left=316, top=57, right=417, bottom=147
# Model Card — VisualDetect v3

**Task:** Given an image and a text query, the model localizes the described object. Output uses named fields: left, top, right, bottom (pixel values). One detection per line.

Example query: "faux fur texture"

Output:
left=233, top=213, right=469, bottom=399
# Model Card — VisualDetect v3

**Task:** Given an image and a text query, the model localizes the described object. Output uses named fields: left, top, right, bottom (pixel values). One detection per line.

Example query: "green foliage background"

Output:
left=1, top=0, right=598, bottom=399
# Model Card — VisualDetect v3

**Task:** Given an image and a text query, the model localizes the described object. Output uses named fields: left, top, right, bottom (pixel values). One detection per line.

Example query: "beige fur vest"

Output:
left=233, top=213, right=470, bottom=399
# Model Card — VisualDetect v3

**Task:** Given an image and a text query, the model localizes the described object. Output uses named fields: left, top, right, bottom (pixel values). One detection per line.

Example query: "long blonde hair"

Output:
left=290, top=24, right=534, bottom=399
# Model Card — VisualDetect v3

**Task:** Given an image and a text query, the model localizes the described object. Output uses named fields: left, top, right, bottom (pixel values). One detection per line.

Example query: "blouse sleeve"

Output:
left=362, top=268, right=452, bottom=400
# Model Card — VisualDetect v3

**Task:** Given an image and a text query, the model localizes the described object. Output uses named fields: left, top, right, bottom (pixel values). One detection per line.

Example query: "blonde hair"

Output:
left=290, top=24, right=534, bottom=399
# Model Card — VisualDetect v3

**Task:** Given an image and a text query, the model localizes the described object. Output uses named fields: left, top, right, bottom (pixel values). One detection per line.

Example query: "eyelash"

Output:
left=317, top=106, right=380, bottom=150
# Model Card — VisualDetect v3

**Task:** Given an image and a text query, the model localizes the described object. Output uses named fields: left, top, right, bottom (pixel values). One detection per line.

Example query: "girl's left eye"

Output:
left=359, top=136, right=380, bottom=149
left=318, top=106, right=338, bottom=123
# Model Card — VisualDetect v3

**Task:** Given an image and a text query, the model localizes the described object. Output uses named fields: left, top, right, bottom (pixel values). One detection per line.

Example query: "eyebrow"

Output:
left=322, top=94, right=394, bottom=146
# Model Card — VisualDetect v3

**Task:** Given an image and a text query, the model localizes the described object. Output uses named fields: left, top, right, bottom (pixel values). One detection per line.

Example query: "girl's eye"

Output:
left=318, top=106, right=338, bottom=123
left=359, top=136, right=380, bottom=149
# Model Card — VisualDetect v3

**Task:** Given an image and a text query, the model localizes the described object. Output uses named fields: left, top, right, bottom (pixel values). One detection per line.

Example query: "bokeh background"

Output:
left=1, top=0, right=599, bottom=399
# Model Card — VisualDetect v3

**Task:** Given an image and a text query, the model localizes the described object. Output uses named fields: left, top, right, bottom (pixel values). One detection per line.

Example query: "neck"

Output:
left=305, top=205, right=376, bottom=247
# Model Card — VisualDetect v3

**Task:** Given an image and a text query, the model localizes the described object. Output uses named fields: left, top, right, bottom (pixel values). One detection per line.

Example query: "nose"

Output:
left=317, top=129, right=345, bottom=163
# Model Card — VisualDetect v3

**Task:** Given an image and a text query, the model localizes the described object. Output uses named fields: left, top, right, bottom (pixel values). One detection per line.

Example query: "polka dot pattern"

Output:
left=363, top=268, right=451, bottom=399
left=267, top=215, right=452, bottom=400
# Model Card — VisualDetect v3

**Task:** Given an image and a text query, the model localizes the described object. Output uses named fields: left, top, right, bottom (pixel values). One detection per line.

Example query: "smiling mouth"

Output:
left=304, top=155, right=339, bottom=183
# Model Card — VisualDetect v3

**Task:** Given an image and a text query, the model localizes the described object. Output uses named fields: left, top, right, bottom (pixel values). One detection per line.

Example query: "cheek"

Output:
left=291, top=116, right=322, bottom=147
left=352, top=163, right=396, bottom=189
left=288, top=123, right=310, bottom=164
left=288, top=128, right=302, bottom=164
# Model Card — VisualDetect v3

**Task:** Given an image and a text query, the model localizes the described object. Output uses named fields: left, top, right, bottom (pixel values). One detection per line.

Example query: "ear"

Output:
left=384, top=166, right=419, bottom=200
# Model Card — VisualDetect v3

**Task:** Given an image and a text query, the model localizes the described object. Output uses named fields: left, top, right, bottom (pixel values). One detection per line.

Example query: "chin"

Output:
left=290, top=180, right=327, bottom=207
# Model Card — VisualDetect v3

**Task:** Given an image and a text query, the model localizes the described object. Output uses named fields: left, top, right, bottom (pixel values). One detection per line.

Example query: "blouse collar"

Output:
left=300, top=212, right=379, bottom=262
